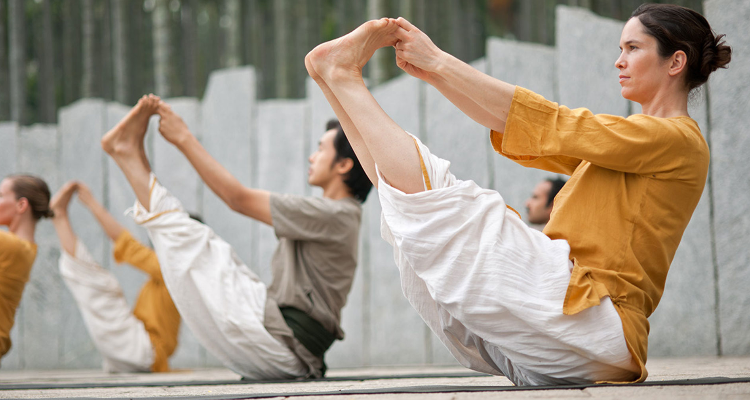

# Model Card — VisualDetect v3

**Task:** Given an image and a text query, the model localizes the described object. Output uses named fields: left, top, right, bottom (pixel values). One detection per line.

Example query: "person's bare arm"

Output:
left=49, top=181, right=80, bottom=256
left=76, top=182, right=126, bottom=242
left=156, top=103, right=272, bottom=226
left=393, top=18, right=515, bottom=133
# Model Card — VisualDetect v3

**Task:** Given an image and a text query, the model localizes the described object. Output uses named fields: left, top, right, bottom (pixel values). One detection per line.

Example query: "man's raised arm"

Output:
left=156, top=102, right=272, bottom=226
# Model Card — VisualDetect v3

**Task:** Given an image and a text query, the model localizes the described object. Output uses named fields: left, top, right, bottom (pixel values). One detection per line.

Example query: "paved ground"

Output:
left=1, top=357, right=750, bottom=399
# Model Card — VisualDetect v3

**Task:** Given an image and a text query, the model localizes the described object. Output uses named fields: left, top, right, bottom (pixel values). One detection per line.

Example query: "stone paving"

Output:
left=1, top=357, right=750, bottom=399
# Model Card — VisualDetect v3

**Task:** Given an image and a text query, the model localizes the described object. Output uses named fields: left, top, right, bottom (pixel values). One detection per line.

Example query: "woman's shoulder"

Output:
left=0, top=230, right=37, bottom=263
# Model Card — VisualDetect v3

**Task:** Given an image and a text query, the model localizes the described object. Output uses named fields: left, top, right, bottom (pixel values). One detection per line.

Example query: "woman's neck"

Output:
left=640, top=85, right=690, bottom=118
left=9, top=218, right=36, bottom=244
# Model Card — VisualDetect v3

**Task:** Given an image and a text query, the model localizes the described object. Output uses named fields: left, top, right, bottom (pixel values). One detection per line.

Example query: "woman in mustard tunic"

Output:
left=305, top=4, right=731, bottom=385
left=0, top=175, right=53, bottom=364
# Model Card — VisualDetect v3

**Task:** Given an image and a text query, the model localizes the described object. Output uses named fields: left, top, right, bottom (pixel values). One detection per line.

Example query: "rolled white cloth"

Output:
left=127, top=174, right=307, bottom=380
left=377, top=134, right=639, bottom=386
left=59, top=240, right=153, bottom=373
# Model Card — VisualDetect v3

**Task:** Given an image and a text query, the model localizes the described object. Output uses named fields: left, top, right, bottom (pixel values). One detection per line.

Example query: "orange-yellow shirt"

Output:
left=113, top=231, right=180, bottom=372
left=0, top=230, right=37, bottom=357
left=492, top=87, right=709, bottom=382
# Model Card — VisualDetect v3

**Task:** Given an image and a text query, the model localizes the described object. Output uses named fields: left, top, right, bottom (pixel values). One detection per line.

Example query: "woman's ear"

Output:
left=15, top=197, right=30, bottom=215
left=668, top=50, right=688, bottom=77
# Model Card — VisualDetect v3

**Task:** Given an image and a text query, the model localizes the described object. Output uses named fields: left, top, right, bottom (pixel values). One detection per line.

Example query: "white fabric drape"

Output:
left=59, top=240, right=153, bottom=373
left=127, top=174, right=307, bottom=380
left=377, top=134, right=639, bottom=386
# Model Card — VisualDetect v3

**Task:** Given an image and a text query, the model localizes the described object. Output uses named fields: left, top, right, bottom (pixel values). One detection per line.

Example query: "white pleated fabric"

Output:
left=59, top=240, right=153, bottom=373
left=377, top=134, right=640, bottom=386
left=127, top=174, right=307, bottom=380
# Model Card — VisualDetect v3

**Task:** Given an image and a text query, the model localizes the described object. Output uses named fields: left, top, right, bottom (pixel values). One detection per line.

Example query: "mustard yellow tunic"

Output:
left=492, top=87, right=709, bottom=382
left=112, top=231, right=181, bottom=372
left=0, top=230, right=37, bottom=358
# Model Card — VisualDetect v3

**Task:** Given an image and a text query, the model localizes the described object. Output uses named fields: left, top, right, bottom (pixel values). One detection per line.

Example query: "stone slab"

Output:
left=58, top=99, right=109, bottom=368
left=423, top=59, right=491, bottom=188
left=648, top=90, right=717, bottom=356
left=200, top=67, right=257, bottom=272
left=103, top=102, right=148, bottom=307
left=150, top=97, right=205, bottom=368
left=486, top=38, right=560, bottom=219
left=305, top=77, right=336, bottom=199
left=367, top=74, right=432, bottom=366
left=0, top=122, right=17, bottom=176
left=15, top=125, right=61, bottom=369
left=556, top=6, right=628, bottom=117
left=0, top=122, right=20, bottom=368
left=705, top=0, right=750, bottom=356
left=255, top=99, right=308, bottom=284
left=152, top=98, right=203, bottom=216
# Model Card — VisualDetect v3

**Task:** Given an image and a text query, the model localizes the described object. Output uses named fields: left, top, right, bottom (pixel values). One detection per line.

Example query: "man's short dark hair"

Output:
left=327, top=119, right=372, bottom=203
left=545, top=177, right=567, bottom=207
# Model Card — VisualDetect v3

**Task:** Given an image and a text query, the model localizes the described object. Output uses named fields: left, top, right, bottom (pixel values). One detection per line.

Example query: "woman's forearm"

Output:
left=429, top=53, right=516, bottom=133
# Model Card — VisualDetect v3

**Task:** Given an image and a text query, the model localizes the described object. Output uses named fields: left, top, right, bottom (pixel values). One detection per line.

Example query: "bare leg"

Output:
left=307, top=19, right=424, bottom=194
left=50, top=181, right=80, bottom=256
left=102, top=94, right=159, bottom=211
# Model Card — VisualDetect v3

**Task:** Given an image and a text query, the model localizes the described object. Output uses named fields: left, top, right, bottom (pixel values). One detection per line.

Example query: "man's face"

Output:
left=525, top=181, right=553, bottom=225
left=308, top=129, right=341, bottom=188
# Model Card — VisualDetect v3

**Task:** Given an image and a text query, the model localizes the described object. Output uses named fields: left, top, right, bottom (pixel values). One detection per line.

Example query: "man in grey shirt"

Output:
left=101, top=94, right=371, bottom=379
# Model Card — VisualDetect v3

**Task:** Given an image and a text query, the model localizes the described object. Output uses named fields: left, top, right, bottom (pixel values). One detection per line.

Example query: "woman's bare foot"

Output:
left=307, top=18, right=399, bottom=83
left=101, top=94, right=160, bottom=160
left=49, top=181, right=79, bottom=218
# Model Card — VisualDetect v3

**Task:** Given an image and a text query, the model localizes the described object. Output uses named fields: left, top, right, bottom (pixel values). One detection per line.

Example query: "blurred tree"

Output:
left=273, top=0, right=291, bottom=98
left=0, top=0, right=708, bottom=124
left=38, top=0, right=55, bottom=122
left=221, top=0, right=241, bottom=68
left=181, top=0, right=199, bottom=97
left=367, top=0, right=386, bottom=86
left=9, top=0, right=25, bottom=124
left=0, top=0, right=8, bottom=121
left=80, top=0, right=95, bottom=98
left=111, top=0, right=129, bottom=104
left=153, top=0, right=171, bottom=97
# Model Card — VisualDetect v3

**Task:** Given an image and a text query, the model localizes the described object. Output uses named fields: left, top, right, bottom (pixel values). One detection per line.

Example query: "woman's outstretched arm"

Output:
left=49, top=181, right=81, bottom=256
left=393, top=18, right=516, bottom=133
left=76, top=182, right=126, bottom=243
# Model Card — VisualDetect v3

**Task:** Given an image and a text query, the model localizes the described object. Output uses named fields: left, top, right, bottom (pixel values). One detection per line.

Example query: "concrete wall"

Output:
left=1, top=1, right=748, bottom=371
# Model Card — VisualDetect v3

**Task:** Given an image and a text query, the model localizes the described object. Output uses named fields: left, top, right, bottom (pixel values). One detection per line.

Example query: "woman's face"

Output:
left=615, top=17, right=671, bottom=103
left=0, top=178, right=20, bottom=226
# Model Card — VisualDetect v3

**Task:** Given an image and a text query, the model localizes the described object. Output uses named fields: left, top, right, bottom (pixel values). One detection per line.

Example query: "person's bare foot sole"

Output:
left=101, top=94, right=160, bottom=157
left=49, top=181, right=79, bottom=217
left=307, top=18, right=399, bottom=83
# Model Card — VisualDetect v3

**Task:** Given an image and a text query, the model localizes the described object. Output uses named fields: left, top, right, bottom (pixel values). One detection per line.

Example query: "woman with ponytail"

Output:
left=306, top=3, right=730, bottom=385
left=0, top=174, right=53, bottom=363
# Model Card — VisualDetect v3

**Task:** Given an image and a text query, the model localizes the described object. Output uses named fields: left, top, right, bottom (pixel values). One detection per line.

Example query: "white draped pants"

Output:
left=59, top=240, right=154, bottom=373
left=127, top=174, right=307, bottom=380
left=378, top=135, right=640, bottom=386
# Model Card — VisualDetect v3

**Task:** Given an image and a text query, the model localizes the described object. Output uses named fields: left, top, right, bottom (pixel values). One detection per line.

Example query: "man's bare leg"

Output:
left=307, top=19, right=424, bottom=194
left=50, top=181, right=80, bottom=256
left=102, top=94, right=159, bottom=211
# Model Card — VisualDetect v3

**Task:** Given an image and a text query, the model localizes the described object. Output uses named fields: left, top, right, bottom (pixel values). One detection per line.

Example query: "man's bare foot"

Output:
left=49, top=181, right=79, bottom=218
left=307, top=18, right=399, bottom=83
left=101, top=94, right=160, bottom=158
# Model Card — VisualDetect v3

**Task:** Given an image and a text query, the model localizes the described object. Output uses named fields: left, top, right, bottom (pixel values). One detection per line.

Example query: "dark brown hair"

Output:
left=631, top=4, right=731, bottom=91
left=8, top=174, right=54, bottom=220
left=326, top=119, right=372, bottom=203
